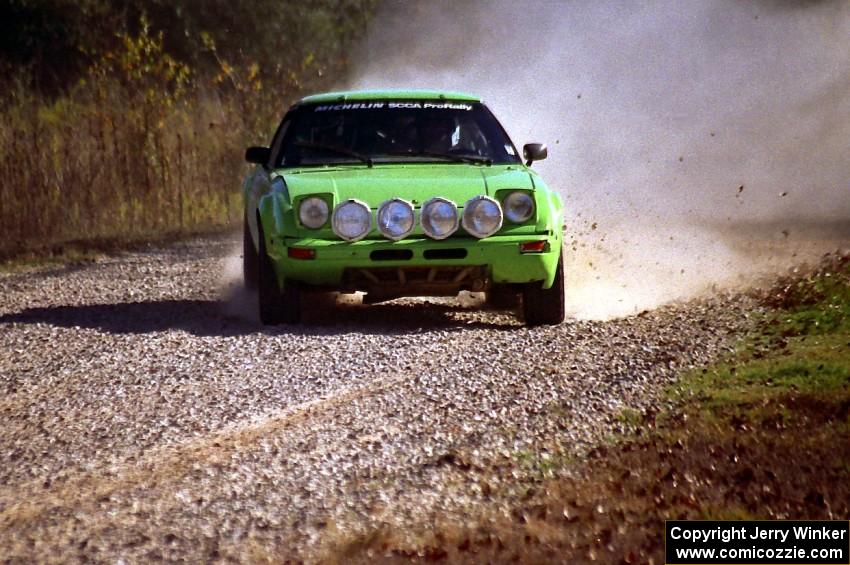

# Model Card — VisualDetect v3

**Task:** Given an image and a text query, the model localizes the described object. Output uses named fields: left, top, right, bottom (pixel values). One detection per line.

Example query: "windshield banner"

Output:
left=314, top=102, right=473, bottom=112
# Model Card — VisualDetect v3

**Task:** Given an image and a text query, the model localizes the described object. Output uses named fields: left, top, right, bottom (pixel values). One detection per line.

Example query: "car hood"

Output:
left=277, top=164, right=534, bottom=207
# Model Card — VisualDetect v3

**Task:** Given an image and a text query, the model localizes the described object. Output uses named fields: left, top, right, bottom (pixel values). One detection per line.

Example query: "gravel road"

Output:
left=0, top=234, right=754, bottom=561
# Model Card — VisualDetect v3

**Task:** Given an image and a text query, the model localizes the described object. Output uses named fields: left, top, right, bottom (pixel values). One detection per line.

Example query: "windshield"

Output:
left=274, top=101, right=522, bottom=167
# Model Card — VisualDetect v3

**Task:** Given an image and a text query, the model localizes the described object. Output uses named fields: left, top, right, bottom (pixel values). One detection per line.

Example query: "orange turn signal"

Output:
left=287, top=247, right=316, bottom=260
left=520, top=241, right=547, bottom=254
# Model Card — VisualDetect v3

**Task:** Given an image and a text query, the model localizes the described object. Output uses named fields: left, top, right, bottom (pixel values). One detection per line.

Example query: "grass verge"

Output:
left=0, top=225, right=236, bottom=274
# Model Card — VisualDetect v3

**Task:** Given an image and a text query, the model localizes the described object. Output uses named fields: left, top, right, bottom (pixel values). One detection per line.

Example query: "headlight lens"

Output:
left=332, top=199, right=372, bottom=241
left=377, top=198, right=415, bottom=240
left=298, top=197, right=329, bottom=229
left=421, top=197, right=459, bottom=240
left=462, top=195, right=503, bottom=238
left=502, top=191, right=535, bottom=223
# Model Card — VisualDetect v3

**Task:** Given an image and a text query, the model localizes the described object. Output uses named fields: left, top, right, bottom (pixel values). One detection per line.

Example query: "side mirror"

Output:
left=523, top=143, right=548, bottom=166
left=245, top=146, right=271, bottom=165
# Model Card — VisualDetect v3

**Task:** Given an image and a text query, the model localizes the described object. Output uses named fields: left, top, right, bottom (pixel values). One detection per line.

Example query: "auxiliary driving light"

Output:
left=462, top=195, right=503, bottom=238
left=298, top=197, right=329, bottom=229
left=377, top=198, right=415, bottom=240
left=332, top=199, right=372, bottom=242
left=503, top=191, right=535, bottom=223
left=420, top=197, right=459, bottom=240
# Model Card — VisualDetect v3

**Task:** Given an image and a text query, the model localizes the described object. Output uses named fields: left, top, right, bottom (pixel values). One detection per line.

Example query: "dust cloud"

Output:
left=345, top=0, right=850, bottom=318
left=221, top=248, right=258, bottom=322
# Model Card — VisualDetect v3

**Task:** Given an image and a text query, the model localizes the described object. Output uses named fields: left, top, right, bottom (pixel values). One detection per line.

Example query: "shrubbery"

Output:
left=0, top=0, right=377, bottom=258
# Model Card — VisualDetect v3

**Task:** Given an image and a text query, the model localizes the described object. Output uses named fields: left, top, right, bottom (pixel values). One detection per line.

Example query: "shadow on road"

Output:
left=0, top=292, right=518, bottom=337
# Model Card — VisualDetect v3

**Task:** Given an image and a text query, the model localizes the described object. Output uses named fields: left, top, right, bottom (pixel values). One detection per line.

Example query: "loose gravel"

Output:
left=0, top=234, right=755, bottom=561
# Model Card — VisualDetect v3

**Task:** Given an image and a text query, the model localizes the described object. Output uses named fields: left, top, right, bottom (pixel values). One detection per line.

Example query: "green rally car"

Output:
left=242, top=89, right=565, bottom=326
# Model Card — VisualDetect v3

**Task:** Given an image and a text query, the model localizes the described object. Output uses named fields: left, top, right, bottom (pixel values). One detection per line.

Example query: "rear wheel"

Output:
left=257, top=222, right=301, bottom=325
left=522, top=249, right=565, bottom=326
left=243, top=215, right=258, bottom=291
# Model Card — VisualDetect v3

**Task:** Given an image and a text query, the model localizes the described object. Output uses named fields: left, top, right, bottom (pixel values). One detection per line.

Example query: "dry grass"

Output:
left=0, top=21, right=295, bottom=260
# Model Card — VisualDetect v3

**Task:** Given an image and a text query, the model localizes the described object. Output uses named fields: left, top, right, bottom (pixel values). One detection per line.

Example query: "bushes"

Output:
left=0, top=1, right=377, bottom=259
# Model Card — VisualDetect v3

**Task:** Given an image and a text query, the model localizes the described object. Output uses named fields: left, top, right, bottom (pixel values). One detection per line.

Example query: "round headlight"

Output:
left=332, top=199, right=372, bottom=242
left=421, top=197, right=459, bottom=240
left=298, top=197, right=329, bottom=229
left=377, top=198, right=415, bottom=241
left=462, top=195, right=503, bottom=238
left=503, top=191, right=535, bottom=223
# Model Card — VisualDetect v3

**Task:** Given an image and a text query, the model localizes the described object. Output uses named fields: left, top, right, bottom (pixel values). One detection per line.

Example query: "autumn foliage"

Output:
left=0, top=1, right=377, bottom=259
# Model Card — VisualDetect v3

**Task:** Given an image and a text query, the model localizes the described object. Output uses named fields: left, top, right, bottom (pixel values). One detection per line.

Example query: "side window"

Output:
left=269, top=119, right=291, bottom=167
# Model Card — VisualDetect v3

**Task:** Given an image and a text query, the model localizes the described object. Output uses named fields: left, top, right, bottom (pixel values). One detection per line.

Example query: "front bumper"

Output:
left=266, top=233, right=562, bottom=293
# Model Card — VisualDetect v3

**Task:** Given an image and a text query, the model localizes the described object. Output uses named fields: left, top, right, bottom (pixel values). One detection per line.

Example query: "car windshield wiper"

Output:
left=294, top=141, right=373, bottom=167
left=385, top=149, right=492, bottom=165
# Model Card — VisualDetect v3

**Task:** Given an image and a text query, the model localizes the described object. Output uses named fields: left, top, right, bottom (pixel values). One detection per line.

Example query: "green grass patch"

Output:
left=670, top=253, right=850, bottom=420
left=615, top=407, right=644, bottom=427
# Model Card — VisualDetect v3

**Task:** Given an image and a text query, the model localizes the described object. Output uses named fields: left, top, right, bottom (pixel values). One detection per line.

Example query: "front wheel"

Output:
left=522, top=249, right=565, bottom=326
left=257, top=222, right=301, bottom=325
left=486, top=285, right=520, bottom=310
left=243, top=215, right=258, bottom=291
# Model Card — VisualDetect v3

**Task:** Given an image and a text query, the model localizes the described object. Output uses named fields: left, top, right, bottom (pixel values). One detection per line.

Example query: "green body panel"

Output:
left=265, top=233, right=560, bottom=288
left=298, top=89, right=481, bottom=105
left=243, top=91, right=564, bottom=295
left=265, top=164, right=538, bottom=240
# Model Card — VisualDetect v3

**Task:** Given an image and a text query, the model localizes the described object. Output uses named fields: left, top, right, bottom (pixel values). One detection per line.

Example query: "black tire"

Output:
left=257, top=222, right=301, bottom=325
left=522, top=248, right=565, bottom=326
left=243, top=215, right=258, bottom=291
left=280, top=277, right=302, bottom=324
left=486, top=285, right=520, bottom=310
